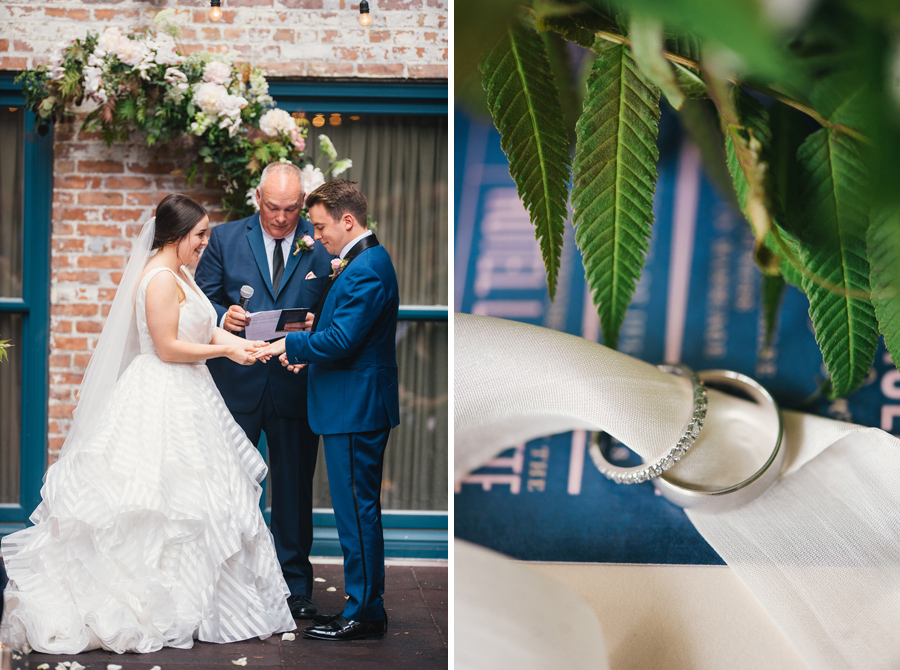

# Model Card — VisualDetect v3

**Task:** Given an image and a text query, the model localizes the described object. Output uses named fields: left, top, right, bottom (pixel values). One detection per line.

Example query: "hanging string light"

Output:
left=358, top=0, right=371, bottom=27
left=209, top=0, right=223, bottom=22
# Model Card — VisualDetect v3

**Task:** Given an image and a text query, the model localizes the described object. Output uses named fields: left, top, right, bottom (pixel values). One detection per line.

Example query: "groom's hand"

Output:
left=279, top=352, right=307, bottom=373
left=224, top=304, right=251, bottom=332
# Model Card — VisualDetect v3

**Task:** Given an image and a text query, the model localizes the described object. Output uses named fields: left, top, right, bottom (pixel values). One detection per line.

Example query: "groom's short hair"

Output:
left=258, top=161, right=303, bottom=192
left=305, top=180, right=368, bottom=227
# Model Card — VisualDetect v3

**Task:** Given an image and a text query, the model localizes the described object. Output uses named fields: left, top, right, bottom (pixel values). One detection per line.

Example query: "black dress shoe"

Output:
left=287, top=594, right=317, bottom=619
left=310, top=612, right=343, bottom=625
left=301, top=613, right=387, bottom=641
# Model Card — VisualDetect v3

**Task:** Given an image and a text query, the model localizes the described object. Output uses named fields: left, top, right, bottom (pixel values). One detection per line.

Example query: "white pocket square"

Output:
left=305, top=272, right=317, bottom=279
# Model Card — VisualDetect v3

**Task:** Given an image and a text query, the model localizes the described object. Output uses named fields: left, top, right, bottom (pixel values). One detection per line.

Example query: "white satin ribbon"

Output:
left=455, top=313, right=900, bottom=669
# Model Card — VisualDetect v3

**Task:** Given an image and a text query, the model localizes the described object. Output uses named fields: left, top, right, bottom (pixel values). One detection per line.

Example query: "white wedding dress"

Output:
left=1, top=267, right=295, bottom=654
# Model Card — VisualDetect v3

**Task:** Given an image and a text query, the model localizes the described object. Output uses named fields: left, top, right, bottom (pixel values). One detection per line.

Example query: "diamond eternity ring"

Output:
left=588, top=363, right=708, bottom=484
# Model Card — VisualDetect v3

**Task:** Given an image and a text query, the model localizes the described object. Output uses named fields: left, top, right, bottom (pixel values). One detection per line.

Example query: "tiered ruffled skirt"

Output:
left=1, top=354, right=295, bottom=654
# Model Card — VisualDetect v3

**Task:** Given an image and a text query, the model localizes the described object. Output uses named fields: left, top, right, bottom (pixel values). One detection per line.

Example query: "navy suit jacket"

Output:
left=285, top=241, right=400, bottom=435
left=195, top=212, right=334, bottom=418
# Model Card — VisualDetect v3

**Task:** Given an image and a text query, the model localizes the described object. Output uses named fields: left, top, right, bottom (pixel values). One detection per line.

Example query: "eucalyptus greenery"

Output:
left=458, top=0, right=900, bottom=398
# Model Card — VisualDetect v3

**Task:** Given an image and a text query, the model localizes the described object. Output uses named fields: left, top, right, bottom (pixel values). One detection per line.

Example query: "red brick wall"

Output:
left=1, top=0, right=447, bottom=463
left=1, top=1, right=448, bottom=78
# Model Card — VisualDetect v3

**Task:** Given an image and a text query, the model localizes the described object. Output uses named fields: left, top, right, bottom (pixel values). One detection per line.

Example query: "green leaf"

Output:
left=613, top=0, right=786, bottom=79
left=868, top=204, right=900, bottom=370
left=796, top=129, right=877, bottom=397
left=630, top=14, right=684, bottom=109
left=760, top=272, right=786, bottom=348
left=537, top=4, right=619, bottom=49
left=717, top=84, right=773, bottom=250
left=571, top=44, right=660, bottom=348
left=480, top=12, right=572, bottom=299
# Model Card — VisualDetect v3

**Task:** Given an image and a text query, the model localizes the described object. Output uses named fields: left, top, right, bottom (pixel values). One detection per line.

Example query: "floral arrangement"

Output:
left=0, top=336, right=11, bottom=364
left=16, top=10, right=351, bottom=220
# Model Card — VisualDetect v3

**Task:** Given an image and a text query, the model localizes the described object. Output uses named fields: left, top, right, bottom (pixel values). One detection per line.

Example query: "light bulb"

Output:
left=358, top=0, right=371, bottom=27
left=209, top=1, right=223, bottom=22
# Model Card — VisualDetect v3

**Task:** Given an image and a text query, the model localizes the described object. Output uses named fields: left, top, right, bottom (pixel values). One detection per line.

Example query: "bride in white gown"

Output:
left=0, top=194, right=295, bottom=654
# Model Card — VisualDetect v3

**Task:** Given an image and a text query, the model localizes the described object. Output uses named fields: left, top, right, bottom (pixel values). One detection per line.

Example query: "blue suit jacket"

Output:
left=195, top=212, right=335, bottom=418
left=285, top=241, right=400, bottom=435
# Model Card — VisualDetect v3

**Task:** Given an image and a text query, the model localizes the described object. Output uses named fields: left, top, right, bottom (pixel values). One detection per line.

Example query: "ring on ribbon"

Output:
left=588, top=363, right=708, bottom=484
left=652, top=369, right=785, bottom=511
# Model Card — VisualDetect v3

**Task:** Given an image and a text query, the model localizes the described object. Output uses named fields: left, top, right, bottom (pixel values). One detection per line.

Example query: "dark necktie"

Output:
left=272, top=238, right=284, bottom=294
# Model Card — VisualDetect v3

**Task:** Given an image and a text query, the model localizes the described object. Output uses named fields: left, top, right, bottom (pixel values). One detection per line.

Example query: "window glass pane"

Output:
left=0, top=312, right=22, bottom=503
left=311, top=321, right=448, bottom=512
left=0, top=106, right=25, bottom=299
left=301, top=113, right=449, bottom=306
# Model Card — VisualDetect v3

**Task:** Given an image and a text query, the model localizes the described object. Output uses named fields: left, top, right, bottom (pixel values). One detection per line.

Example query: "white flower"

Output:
left=46, top=40, right=70, bottom=81
left=203, top=60, right=232, bottom=85
left=117, top=37, right=147, bottom=68
left=300, top=165, right=325, bottom=199
left=164, top=67, right=189, bottom=91
left=259, top=108, right=296, bottom=137
left=96, top=26, right=125, bottom=57
left=194, top=82, right=230, bottom=115
left=83, top=66, right=103, bottom=97
left=330, top=158, right=352, bottom=177
left=246, top=187, right=260, bottom=211
left=318, top=134, right=337, bottom=161
left=152, top=33, right=183, bottom=66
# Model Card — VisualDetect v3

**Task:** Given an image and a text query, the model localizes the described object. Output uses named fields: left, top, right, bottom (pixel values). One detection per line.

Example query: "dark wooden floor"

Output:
left=23, top=562, right=448, bottom=670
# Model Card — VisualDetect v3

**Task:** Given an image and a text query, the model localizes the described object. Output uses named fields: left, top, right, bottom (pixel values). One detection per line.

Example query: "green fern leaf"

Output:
left=796, top=129, right=877, bottom=397
left=571, top=45, right=660, bottom=348
left=480, top=13, right=571, bottom=299
left=868, top=204, right=900, bottom=370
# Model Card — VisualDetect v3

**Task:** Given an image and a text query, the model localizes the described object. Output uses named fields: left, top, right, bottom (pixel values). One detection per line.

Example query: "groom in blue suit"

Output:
left=195, top=162, right=334, bottom=619
left=255, top=180, right=399, bottom=641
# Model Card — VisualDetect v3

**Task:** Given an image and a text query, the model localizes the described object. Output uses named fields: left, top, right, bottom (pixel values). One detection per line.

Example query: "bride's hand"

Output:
left=253, top=338, right=287, bottom=363
left=227, top=345, right=257, bottom=366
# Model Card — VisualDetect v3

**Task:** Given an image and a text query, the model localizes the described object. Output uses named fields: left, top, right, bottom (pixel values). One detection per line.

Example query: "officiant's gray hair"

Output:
left=258, top=162, right=303, bottom=192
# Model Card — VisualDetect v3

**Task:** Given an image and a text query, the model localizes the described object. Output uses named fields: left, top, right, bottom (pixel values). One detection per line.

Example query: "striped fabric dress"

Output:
left=1, top=267, right=294, bottom=654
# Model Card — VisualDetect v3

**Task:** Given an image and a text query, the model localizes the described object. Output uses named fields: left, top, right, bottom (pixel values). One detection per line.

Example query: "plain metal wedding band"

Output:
left=652, top=369, right=785, bottom=512
left=589, top=364, right=709, bottom=484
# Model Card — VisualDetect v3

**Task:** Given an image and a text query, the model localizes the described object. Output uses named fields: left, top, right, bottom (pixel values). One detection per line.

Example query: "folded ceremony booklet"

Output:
left=244, top=308, right=308, bottom=342
left=454, top=109, right=900, bottom=565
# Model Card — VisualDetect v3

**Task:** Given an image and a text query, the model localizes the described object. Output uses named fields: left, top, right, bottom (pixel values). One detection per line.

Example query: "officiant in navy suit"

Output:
left=194, top=162, right=334, bottom=619
left=254, top=180, right=399, bottom=641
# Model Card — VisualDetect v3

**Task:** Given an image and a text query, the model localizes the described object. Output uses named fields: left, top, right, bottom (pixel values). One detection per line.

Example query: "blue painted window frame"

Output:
left=269, top=80, right=449, bottom=558
left=0, top=75, right=53, bottom=534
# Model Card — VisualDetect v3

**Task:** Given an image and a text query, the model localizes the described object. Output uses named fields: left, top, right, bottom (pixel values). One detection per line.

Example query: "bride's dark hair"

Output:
left=152, top=193, right=208, bottom=250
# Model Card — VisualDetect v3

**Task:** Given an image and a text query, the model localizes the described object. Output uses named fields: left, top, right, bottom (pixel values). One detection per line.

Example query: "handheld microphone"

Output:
left=238, top=285, right=254, bottom=311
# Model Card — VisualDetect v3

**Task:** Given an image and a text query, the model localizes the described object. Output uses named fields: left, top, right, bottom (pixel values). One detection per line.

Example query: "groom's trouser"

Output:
left=323, top=429, right=389, bottom=622
left=232, top=379, right=319, bottom=599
